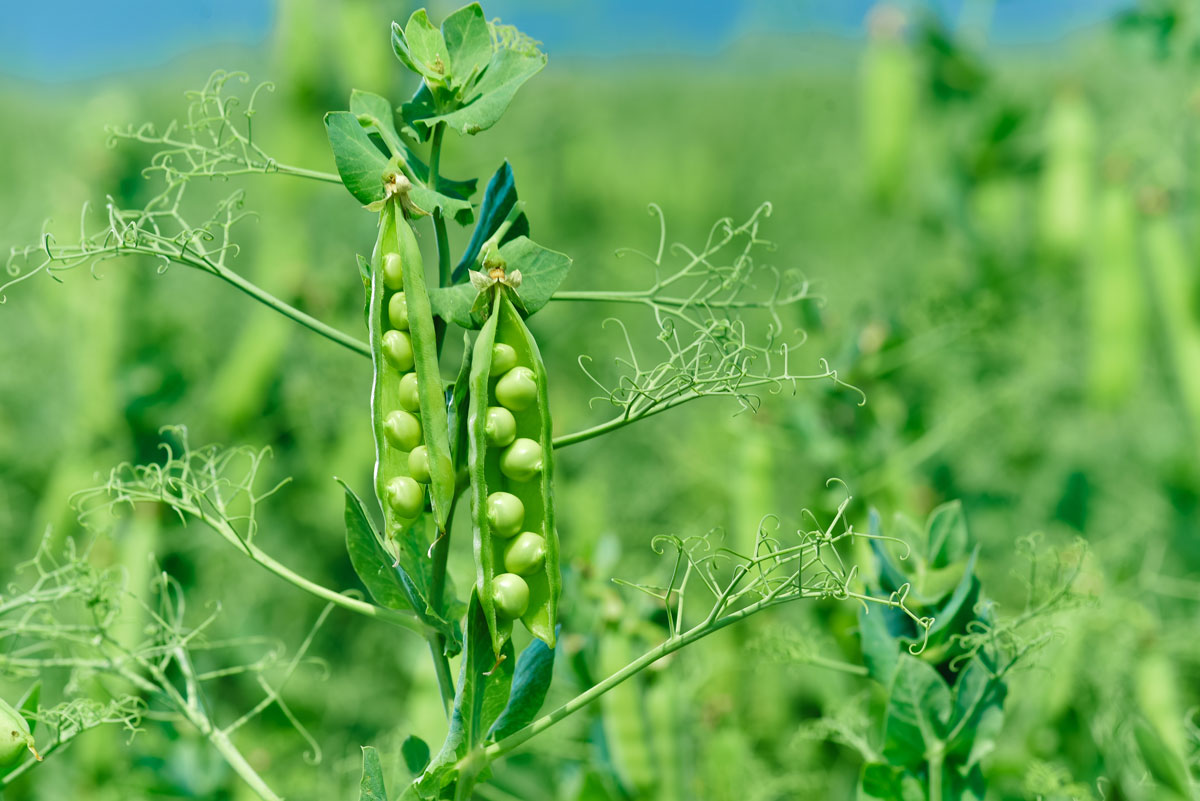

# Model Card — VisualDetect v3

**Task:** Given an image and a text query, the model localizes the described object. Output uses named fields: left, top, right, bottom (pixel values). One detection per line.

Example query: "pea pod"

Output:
left=370, top=199, right=456, bottom=539
left=468, top=289, right=559, bottom=654
left=1, top=696, right=35, bottom=766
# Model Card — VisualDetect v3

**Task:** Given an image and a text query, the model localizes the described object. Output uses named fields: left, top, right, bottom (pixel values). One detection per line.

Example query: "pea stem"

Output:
left=201, top=515, right=430, bottom=637
left=480, top=592, right=802, bottom=764
left=208, top=257, right=370, bottom=357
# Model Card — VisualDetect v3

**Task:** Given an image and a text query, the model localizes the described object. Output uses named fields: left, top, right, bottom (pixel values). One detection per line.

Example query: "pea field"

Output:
left=1, top=2, right=1199, bottom=799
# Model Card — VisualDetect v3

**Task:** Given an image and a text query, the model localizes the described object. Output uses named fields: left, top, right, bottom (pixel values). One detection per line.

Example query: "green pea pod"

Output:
left=468, top=289, right=560, bottom=655
left=370, top=199, right=456, bottom=538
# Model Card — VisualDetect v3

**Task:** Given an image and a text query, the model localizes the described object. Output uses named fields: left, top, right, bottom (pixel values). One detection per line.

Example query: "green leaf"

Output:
left=16, top=681, right=40, bottom=735
left=325, top=111, right=389, bottom=205
left=393, top=10, right=449, bottom=83
left=339, top=480, right=460, bottom=652
left=430, top=236, right=571, bottom=328
left=442, top=3, right=492, bottom=89
left=859, top=764, right=923, bottom=801
left=401, top=735, right=431, bottom=776
left=488, top=631, right=557, bottom=742
left=418, top=46, right=546, bottom=136
left=359, top=746, right=387, bottom=801
left=454, top=161, right=530, bottom=282
left=883, top=655, right=952, bottom=767
left=858, top=603, right=901, bottom=686
left=348, top=89, right=478, bottom=203
left=505, top=237, right=572, bottom=312
left=926, top=501, right=968, bottom=568
left=947, top=655, right=1007, bottom=769
left=418, top=593, right=515, bottom=797
left=408, top=186, right=475, bottom=226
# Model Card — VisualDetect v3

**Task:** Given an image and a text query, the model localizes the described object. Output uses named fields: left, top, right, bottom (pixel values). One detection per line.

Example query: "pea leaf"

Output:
left=488, top=629, right=557, bottom=742
left=358, top=746, right=387, bottom=801
left=401, top=735, right=431, bottom=776
left=948, top=655, right=1007, bottom=769
left=430, top=236, right=572, bottom=328
left=408, top=186, right=475, bottom=226
left=441, top=3, right=492, bottom=90
left=858, top=603, right=901, bottom=686
left=325, top=111, right=388, bottom=205
left=453, top=161, right=530, bottom=282
left=421, top=46, right=547, bottom=136
left=926, top=500, right=968, bottom=568
left=339, top=480, right=461, bottom=653
left=882, top=655, right=952, bottom=767
left=859, top=764, right=923, bottom=801
left=345, top=90, right=478, bottom=209
left=418, top=593, right=515, bottom=797
left=392, top=10, right=449, bottom=83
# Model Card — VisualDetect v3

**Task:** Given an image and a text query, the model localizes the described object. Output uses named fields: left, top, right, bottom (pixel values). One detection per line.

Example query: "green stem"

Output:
left=481, top=593, right=794, bottom=764
left=202, top=517, right=429, bottom=637
left=207, top=258, right=370, bottom=357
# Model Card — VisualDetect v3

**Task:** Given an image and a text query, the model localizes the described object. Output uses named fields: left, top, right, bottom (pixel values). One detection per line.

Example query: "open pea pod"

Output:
left=370, top=199, right=456, bottom=540
left=468, top=289, right=560, bottom=655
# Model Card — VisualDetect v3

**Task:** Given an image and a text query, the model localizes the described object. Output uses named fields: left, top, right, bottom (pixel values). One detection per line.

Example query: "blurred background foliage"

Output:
left=2, top=0, right=1199, bottom=799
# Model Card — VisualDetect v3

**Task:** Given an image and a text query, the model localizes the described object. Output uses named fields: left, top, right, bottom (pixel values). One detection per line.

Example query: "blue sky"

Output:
left=0, top=0, right=1134, bottom=83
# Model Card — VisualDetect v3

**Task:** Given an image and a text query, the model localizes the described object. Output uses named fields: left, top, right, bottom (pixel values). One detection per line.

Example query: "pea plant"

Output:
left=0, top=4, right=1018, bottom=799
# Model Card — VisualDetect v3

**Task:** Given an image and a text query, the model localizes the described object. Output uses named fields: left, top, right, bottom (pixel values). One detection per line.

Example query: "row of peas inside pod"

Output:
left=371, top=199, right=456, bottom=544
left=469, top=287, right=560, bottom=654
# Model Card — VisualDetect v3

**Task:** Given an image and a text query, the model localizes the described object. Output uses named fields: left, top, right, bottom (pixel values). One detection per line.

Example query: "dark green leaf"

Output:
left=926, top=500, right=969, bottom=568
left=359, top=746, right=387, bottom=801
left=401, top=735, right=431, bottom=776
left=858, top=603, right=901, bottom=686
left=442, top=3, right=492, bottom=89
left=882, top=655, right=952, bottom=767
left=488, top=630, right=557, bottom=742
left=339, top=480, right=460, bottom=651
left=948, top=655, right=1007, bottom=768
left=868, top=509, right=911, bottom=596
left=453, top=161, right=530, bottom=282
left=401, top=82, right=436, bottom=142
left=324, top=111, right=389, bottom=205
left=419, top=593, right=515, bottom=796
left=925, top=547, right=980, bottom=642
left=859, top=764, right=923, bottom=801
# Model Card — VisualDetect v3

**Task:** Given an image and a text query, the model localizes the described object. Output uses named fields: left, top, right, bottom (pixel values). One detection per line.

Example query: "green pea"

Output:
left=489, top=342, right=518, bottom=376
left=397, top=372, right=420, bottom=412
left=0, top=697, right=33, bottom=767
left=500, top=437, right=543, bottom=482
left=484, top=405, right=517, bottom=447
left=388, top=292, right=409, bottom=330
left=383, top=252, right=404, bottom=289
left=495, top=366, right=537, bottom=411
left=492, top=572, right=530, bottom=619
left=503, top=532, right=546, bottom=576
left=487, top=491, right=525, bottom=538
left=384, top=410, right=422, bottom=451
left=408, top=445, right=431, bottom=483
left=384, top=476, right=424, bottom=517
left=382, top=329, right=414, bottom=371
